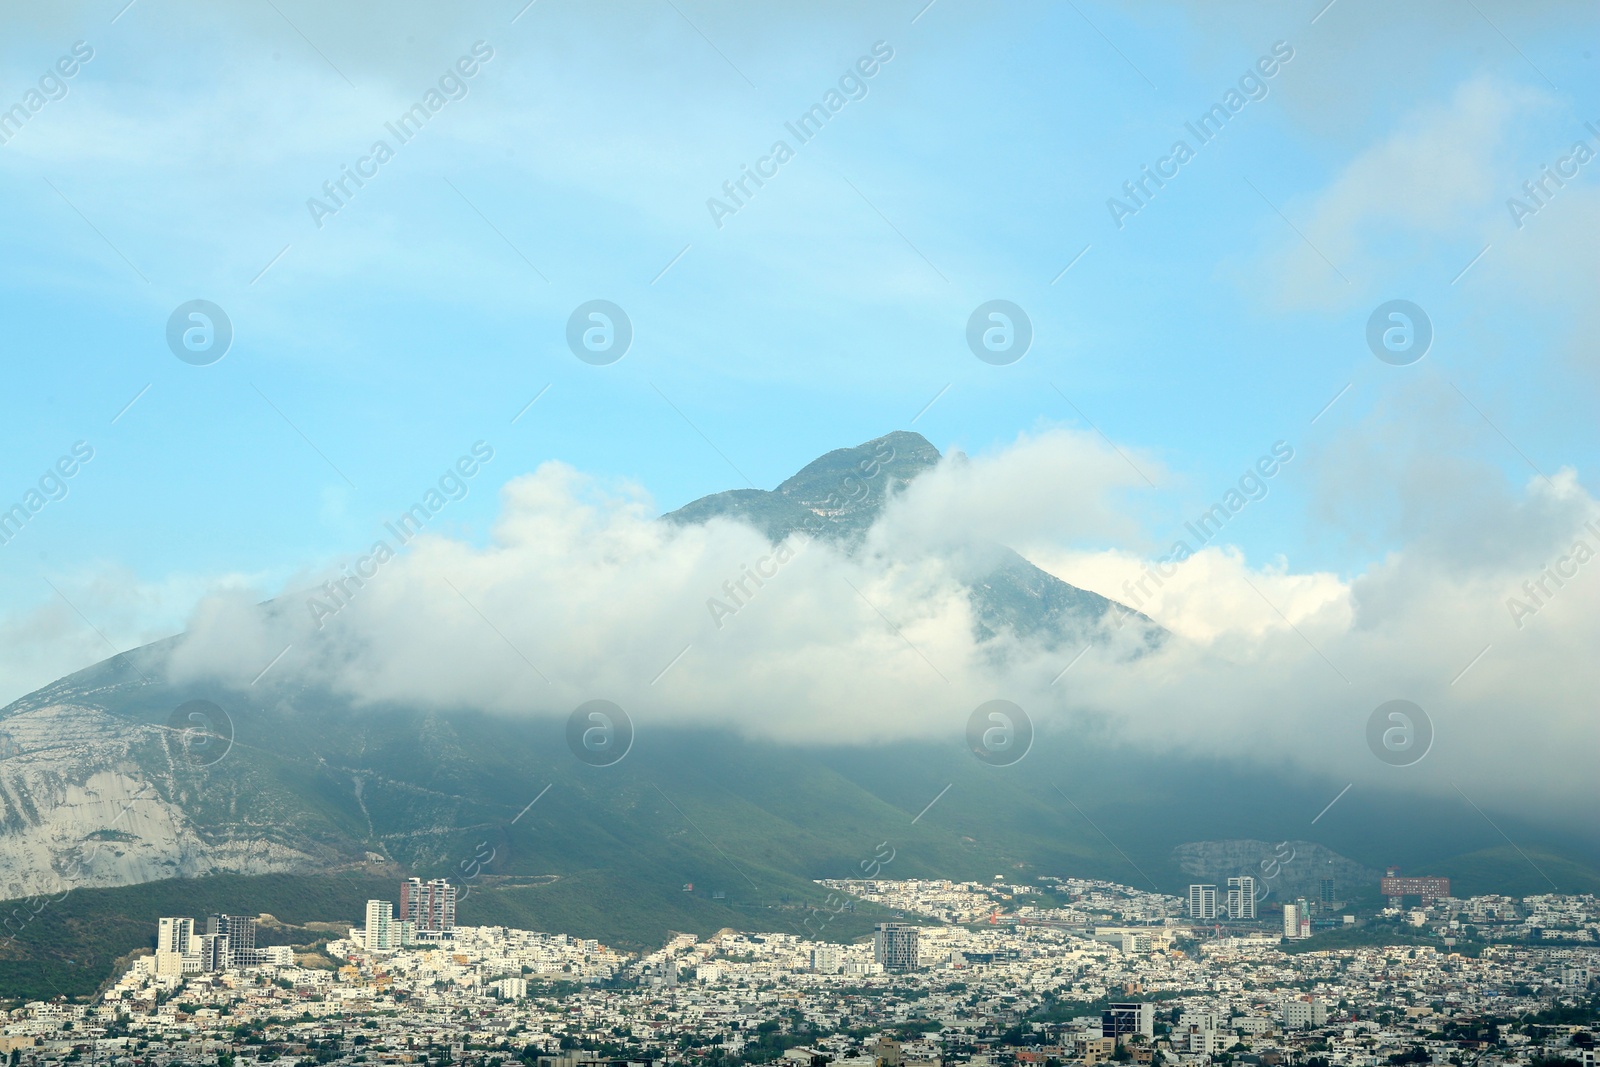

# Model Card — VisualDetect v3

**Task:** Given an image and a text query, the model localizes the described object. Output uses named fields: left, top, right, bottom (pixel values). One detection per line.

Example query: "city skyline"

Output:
left=46, top=873, right=1600, bottom=1067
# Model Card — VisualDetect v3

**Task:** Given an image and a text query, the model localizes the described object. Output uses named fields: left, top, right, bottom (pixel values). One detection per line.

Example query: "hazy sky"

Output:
left=1, top=1, right=1597, bottom=818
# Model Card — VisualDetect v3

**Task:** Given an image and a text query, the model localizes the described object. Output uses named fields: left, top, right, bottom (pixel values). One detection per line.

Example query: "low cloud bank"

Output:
left=162, top=430, right=1600, bottom=825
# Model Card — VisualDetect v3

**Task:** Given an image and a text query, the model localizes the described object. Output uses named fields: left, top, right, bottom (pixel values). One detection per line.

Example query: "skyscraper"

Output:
left=157, top=916, right=195, bottom=956
left=1226, top=877, right=1257, bottom=920
left=206, top=914, right=256, bottom=967
left=198, top=932, right=229, bottom=972
left=400, top=878, right=458, bottom=932
left=873, top=922, right=919, bottom=972
left=1320, top=877, right=1336, bottom=904
left=364, top=899, right=395, bottom=951
left=1188, top=884, right=1218, bottom=920
left=1282, top=903, right=1299, bottom=939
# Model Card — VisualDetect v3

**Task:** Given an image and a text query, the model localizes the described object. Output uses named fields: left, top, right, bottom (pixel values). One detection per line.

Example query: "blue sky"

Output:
left=1, top=0, right=1598, bottom=763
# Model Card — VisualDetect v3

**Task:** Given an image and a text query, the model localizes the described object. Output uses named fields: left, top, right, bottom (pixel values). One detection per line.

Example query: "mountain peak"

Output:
left=664, top=431, right=1159, bottom=651
left=662, top=430, right=940, bottom=542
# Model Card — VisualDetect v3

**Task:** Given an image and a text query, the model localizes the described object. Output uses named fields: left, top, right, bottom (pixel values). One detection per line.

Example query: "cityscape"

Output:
left=0, top=874, right=1594, bottom=1066
left=1, top=6, right=1596, bottom=1067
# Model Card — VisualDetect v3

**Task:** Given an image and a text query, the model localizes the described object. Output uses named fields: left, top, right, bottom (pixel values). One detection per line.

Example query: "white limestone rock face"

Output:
left=0, top=704, right=317, bottom=898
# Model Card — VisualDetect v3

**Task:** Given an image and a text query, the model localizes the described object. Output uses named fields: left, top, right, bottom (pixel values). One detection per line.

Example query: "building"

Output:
left=1320, top=876, right=1336, bottom=904
left=1076, top=1036, right=1117, bottom=1065
left=153, top=950, right=198, bottom=977
left=207, top=914, right=256, bottom=967
left=811, top=944, right=841, bottom=973
left=157, top=917, right=195, bottom=956
left=1102, top=1002, right=1155, bottom=1041
left=1283, top=902, right=1300, bottom=939
left=258, top=945, right=294, bottom=965
left=1282, top=997, right=1329, bottom=1029
left=492, top=977, right=528, bottom=999
left=873, top=922, right=919, bottom=972
left=1226, top=877, right=1256, bottom=920
left=1188, top=884, right=1218, bottom=920
left=1177, top=1011, right=1223, bottom=1053
left=198, top=931, right=230, bottom=972
left=364, top=899, right=396, bottom=951
left=1381, top=868, right=1450, bottom=904
left=1099, top=932, right=1153, bottom=953
left=400, top=878, right=458, bottom=932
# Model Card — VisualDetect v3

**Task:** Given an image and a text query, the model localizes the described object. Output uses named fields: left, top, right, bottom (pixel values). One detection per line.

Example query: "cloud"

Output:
left=1250, top=78, right=1543, bottom=311
left=167, top=459, right=996, bottom=745
left=0, top=564, right=275, bottom=704
left=867, top=428, right=1159, bottom=555
left=150, top=428, right=1600, bottom=828
left=1035, top=544, right=1349, bottom=642
left=1134, top=0, right=1584, bottom=144
left=1229, top=67, right=1599, bottom=387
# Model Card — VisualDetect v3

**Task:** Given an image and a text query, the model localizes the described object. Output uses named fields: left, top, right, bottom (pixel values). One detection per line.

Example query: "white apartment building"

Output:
left=157, top=917, right=195, bottom=955
left=364, top=899, right=396, bottom=951
left=1227, top=877, right=1257, bottom=920
left=1282, top=997, right=1329, bottom=1029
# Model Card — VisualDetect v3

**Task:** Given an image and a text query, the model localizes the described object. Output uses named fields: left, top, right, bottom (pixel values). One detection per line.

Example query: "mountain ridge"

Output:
left=666, top=430, right=1158, bottom=649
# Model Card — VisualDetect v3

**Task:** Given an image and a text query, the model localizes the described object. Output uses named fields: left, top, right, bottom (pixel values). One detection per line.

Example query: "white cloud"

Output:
left=1034, top=544, right=1350, bottom=643
left=145, top=429, right=1600, bottom=826
left=0, top=564, right=277, bottom=704
left=1252, top=78, right=1543, bottom=311
left=868, top=428, right=1158, bottom=555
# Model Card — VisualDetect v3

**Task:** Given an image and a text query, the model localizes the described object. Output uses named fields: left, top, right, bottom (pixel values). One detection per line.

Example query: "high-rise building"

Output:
left=157, top=917, right=195, bottom=956
left=206, top=914, right=256, bottom=968
left=364, top=899, right=396, bottom=951
left=1102, top=1003, right=1155, bottom=1040
left=873, top=922, right=919, bottom=972
left=1319, top=877, right=1336, bottom=904
left=198, top=932, right=230, bottom=972
left=1282, top=903, right=1299, bottom=939
left=1188, top=884, right=1218, bottom=920
left=1226, top=877, right=1256, bottom=920
left=400, top=878, right=458, bottom=932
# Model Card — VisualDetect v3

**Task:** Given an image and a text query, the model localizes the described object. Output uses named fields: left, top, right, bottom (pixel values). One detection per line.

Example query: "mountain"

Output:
left=665, top=431, right=1158, bottom=648
left=0, top=431, right=1596, bottom=999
